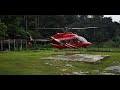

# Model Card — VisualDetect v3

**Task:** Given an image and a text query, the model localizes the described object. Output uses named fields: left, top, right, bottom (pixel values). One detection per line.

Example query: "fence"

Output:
left=0, top=39, right=28, bottom=51
left=0, top=39, right=50, bottom=51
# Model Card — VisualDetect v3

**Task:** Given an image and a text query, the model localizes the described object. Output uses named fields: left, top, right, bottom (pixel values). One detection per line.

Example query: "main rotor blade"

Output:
left=37, top=28, right=64, bottom=30
left=36, top=27, right=98, bottom=30
left=68, top=27, right=98, bottom=29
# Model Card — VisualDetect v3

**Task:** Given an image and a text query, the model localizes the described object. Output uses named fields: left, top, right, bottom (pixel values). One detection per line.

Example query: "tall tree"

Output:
left=0, top=20, right=7, bottom=50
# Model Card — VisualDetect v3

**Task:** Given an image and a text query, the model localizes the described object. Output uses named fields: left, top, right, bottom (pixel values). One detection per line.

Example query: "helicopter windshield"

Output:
left=77, top=36, right=87, bottom=42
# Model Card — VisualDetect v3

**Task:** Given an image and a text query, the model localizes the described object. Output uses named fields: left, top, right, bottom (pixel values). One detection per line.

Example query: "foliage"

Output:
left=0, top=20, right=7, bottom=39
left=0, top=15, right=120, bottom=47
left=29, top=44, right=52, bottom=50
left=29, top=30, right=44, bottom=39
left=17, top=28, right=30, bottom=39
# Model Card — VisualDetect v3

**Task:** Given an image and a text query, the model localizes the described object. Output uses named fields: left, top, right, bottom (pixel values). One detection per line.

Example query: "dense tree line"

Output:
left=0, top=15, right=120, bottom=47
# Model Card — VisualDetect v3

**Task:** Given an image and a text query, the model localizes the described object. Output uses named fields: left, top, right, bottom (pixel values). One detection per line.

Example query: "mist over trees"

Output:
left=0, top=15, right=120, bottom=47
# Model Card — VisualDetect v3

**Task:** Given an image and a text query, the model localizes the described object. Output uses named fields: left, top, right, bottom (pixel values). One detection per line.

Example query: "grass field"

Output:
left=0, top=48, right=120, bottom=75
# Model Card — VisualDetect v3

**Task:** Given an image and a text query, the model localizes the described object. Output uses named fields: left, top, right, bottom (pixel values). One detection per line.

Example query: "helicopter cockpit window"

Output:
left=72, top=38, right=77, bottom=43
left=77, top=36, right=87, bottom=42
left=60, top=40, right=66, bottom=44
left=67, top=39, right=70, bottom=44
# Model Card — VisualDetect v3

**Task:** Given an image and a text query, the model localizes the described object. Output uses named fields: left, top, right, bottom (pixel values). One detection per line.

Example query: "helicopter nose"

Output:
left=83, top=42, right=92, bottom=46
left=87, top=42, right=92, bottom=45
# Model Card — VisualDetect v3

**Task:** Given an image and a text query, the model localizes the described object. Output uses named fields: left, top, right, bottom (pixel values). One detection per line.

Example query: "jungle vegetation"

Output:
left=0, top=15, right=120, bottom=48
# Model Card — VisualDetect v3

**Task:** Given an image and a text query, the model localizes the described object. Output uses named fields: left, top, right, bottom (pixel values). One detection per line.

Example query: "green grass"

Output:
left=0, top=48, right=120, bottom=75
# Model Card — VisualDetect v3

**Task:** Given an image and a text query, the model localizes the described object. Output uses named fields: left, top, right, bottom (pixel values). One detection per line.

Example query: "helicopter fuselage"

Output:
left=50, top=33, right=91, bottom=49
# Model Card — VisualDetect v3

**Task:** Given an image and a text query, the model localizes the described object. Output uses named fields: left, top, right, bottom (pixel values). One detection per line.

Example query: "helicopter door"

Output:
left=60, top=40, right=66, bottom=45
left=66, top=39, right=71, bottom=44
left=71, top=38, right=77, bottom=44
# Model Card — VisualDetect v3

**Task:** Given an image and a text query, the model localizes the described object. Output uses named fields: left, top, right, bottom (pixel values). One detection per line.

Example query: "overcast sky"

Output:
left=104, top=15, right=120, bottom=23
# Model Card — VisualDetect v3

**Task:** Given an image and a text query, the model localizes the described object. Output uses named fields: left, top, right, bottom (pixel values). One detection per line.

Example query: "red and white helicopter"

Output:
left=38, top=27, right=98, bottom=49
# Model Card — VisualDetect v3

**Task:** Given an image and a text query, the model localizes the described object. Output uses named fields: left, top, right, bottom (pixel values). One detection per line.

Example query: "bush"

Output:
left=102, top=40, right=114, bottom=48
left=29, top=44, right=53, bottom=50
left=89, top=40, right=120, bottom=48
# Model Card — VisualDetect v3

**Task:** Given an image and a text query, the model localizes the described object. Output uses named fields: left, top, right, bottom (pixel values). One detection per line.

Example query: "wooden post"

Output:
left=20, top=39, right=22, bottom=50
left=8, top=39, right=10, bottom=50
left=26, top=39, right=27, bottom=49
left=35, top=39, right=36, bottom=45
left=14, top=39, right=15, bottom=51
left=1, top=39, right=3, bottom=51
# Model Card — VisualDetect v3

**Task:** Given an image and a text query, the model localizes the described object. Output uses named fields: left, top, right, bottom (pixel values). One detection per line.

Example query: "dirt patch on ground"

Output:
left=42, top=54, right=110, bottom=63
